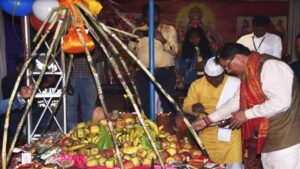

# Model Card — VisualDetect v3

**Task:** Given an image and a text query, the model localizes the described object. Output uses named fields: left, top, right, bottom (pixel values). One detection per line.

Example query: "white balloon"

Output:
left=32, top=0, right=59, bottom=23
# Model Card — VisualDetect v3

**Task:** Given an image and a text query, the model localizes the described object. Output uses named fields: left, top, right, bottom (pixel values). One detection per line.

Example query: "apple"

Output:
left=173, top=154, right=183, bottom=161
left=192, top=150, right=202, bottom=158
left=161, top=150, right=170, bottom=161
left=181, top=142, right=192, bottom=149
left=123, top=142, right=132, bottom=148
left=87, top=159, right=98, bottom=167
left=98, top=157, right=106, bottom=166
left=123, top=154, right=132, bottom=161
left=188, top=158, right=205, bottom=168
left=179, top=148, right=190, bottom=153
left=131, top=157, right=140, bottom=167
left=78, top=149, right=86, bottom=156
left=169, top=142, right=177, bottom=149
left=111, top=120, right=117, bottom=126
left=90, top=147, right=100, bottom=155
left=124, top=160, right=134, bottom=169
left=166, top=135, right=178, bottom=142
left=166, top=157, right=175, bottom=164
left=142, top=158, right=151, bottom=165
left=146, top=151, right=157, bottom=160
left=167, top=148, right=177, bottom=156
left=116, top=120, right=126, bottom=128
left=136, top=149, right=147, bottom=158
left=179, top=152, right=192, bottom=162
left=160, top=141, right=170, bottom=150
left=102, top=149, right=114, bottom=158
left=105, top=158, right=115, bottom=168
left=61, top=137, right=73, bottom=147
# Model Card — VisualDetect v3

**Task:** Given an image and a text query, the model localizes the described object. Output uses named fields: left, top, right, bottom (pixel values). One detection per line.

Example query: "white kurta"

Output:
left=208, top=59, right=299, bottom=169
left=237, top=33, right=282, bottom=58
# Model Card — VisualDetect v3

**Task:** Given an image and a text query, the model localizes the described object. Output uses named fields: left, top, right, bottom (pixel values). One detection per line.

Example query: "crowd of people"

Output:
left=1, top=3, right=300, bottom=169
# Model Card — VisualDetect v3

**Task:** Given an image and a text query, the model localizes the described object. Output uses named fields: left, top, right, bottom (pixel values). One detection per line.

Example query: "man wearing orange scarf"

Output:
left=192, top=43, right=300, bottom=169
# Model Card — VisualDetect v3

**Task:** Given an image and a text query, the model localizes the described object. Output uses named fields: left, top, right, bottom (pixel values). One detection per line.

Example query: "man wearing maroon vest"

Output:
left=192, top=43, right=300, bottom=169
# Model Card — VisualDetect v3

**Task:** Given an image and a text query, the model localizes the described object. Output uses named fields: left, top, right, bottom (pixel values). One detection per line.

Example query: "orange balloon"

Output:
left=63, top=26, right=95, bottom=54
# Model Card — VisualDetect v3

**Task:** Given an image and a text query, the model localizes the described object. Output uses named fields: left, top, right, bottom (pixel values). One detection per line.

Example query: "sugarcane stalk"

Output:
left=32, top=10, right=61, bottom=56
left=1, top=10, right=66, bottom=169
left=1, top=51, right=36, bottom=169
left=33, top=7, right=61, bottom=42
left=118, top=57, right=144, bottom=110
left=40, top=54, right=73, bottom=136
left=70, top=12, right=125, bottom=169
left=106, top=25, right=138, bottom=39
left=74, top=5, right=165, bottom=168
left=76, top=6, right=144, bottom=114
left=5, top=10, right=68, bottom=165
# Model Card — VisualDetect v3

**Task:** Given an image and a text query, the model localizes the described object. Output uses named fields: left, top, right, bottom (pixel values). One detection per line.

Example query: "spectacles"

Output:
left=224, top=57, right=235, bottom=71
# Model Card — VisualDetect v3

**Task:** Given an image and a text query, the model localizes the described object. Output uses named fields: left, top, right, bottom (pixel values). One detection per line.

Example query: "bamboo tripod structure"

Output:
left=74, top=5, right=165, bottom=168
left=77, top=4, right=210, bottom=159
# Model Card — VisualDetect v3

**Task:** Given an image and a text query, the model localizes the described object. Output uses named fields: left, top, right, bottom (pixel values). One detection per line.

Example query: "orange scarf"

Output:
left=240, top=52, right=269, bottom=155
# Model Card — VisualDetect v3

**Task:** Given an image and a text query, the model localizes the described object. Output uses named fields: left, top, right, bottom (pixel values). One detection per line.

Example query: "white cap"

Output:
left=204, top=57, right=224, bottom=76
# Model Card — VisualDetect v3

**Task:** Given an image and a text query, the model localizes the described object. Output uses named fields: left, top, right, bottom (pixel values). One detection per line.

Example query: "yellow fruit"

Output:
left=68, top=144, right=86, bottom=151
left=100, top=119, right=108, bottom=126
left=90, top=125, right=100, bottom=134
left=122, top=146, right=138, bottom=155
left=76, top=122, right=86, bottom=129
left=125, top=118, right=135, bottom=125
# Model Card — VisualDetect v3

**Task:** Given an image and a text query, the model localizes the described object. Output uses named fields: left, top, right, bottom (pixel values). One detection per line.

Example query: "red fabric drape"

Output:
left=240, top=52, right=269, bottom=154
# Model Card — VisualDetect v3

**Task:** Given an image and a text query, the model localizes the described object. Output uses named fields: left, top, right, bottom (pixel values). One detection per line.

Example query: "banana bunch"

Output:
left=115, top=125, right=144, bottom=146
left=115, top=119, right=168, bottom=147
left=66, top=122, right=110, bottom=151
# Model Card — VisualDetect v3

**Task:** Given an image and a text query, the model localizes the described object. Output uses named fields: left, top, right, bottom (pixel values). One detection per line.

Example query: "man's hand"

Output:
left=20, top=86, right=33, bottom=99
left=192, top=118, right=207, bottom=131
left=229, top=110, right=248, bottom=129
left=192, top=103, right=205, bottom=113
left=155, top=30, right=166, bottom=44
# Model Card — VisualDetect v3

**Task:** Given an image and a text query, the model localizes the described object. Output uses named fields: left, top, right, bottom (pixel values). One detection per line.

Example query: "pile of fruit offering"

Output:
left=58, top=114, right=206, bottom=168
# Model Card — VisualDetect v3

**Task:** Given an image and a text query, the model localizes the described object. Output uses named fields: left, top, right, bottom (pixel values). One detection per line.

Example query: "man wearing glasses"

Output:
left=192, top=43, right=300, bottom=169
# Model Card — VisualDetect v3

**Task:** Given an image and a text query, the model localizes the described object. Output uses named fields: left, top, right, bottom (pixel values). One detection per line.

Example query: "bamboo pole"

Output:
left=4, top=10, right=68, bottom=166
left=40, top=54, right=74, bottom=136
left=74, top=5, right=165, bottom=168
left=69, top=10, right=125, bottom=169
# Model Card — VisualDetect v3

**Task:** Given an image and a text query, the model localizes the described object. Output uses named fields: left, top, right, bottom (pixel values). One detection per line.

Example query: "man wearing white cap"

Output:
left=183, top=57, right=243, bottom=169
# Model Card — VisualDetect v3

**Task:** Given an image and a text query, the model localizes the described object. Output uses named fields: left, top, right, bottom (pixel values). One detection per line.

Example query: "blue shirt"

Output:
left=0, top=94, right=26, bottom=116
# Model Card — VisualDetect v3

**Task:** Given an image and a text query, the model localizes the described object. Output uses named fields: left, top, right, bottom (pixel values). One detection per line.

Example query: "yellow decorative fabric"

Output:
left=183, top=75, right=242, bottom=164
left=81, top=0, right=102, bottom=16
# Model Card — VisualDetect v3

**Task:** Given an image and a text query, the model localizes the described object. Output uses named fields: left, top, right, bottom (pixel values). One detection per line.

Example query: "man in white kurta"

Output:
left=192, top=43, right=300, bottom=169
left=237, top=16, right=282, bottom=58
